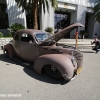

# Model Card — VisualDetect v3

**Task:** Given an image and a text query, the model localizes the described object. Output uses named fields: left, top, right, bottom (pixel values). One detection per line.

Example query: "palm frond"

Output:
left=22, top=0, right=27, bottom=11
left=93, top=1, right=100, bottom=22
left=50, top=0, right=58, bottom=9
left=39, top=0, right=42, bottom=14
left=42, top=0, right=46, bottom=13
left=27, top=0, right=33, bottom=12
left=15, top=0, right=58, bottom=29
left=15, top=0, right=24, bottom=8
left=93, top=3, right=100, bottom=13
left=45, top=0, right=49, bottom=13
left=94, top=10, right=100, bottom=22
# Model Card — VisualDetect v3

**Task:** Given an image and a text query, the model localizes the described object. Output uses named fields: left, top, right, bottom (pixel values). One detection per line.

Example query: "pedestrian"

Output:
left=91, top=37, right=100, bottom=53
left=94, top=33, right=98, bottom=38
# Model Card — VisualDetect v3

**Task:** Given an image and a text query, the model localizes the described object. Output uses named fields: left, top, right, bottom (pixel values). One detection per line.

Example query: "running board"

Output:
left=12, top=56, right=33, bottom=69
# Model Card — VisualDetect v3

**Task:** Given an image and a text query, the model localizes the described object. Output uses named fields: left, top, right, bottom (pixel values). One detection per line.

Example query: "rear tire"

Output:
left=45, top=65, right=62, bottom=79
left=4, top=49, right=9, bottom=56
left=4, top=45, right=15, bottom=58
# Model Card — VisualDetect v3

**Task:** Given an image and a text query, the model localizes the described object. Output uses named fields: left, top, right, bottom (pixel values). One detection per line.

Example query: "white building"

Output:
left=0, top=0, right=100, bottom=38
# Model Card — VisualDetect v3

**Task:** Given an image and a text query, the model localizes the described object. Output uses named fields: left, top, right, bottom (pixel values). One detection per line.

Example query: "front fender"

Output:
left=34, top=54, right=76, bottom=80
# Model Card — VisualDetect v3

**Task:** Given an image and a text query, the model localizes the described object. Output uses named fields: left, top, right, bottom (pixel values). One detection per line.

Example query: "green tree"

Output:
left=8, top=23, right=25, bottom=37
left=93, top=0, right=100, bottom=22
left=15, top=0, right=58, bottom=29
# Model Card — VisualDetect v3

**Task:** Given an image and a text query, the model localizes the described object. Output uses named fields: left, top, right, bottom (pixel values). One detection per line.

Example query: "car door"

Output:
left=13, top=33, right=20, bottom=57
left=20, top=32, right=37, bottom=62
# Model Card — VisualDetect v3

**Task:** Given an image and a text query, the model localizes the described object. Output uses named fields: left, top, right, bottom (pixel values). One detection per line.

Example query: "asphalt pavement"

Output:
left=0, top=49, right=100, bottom=100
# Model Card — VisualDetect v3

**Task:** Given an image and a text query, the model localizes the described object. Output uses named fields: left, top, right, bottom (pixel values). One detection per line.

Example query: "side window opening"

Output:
left=14, top=34, right=19, bottom=41
left=21, top=33, right=33, bottom=43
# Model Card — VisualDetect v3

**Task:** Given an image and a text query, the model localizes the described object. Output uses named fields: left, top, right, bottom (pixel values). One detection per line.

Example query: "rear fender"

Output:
left=34, top=54, right=75, bottom=79
left=3, top=44, right=14, bottom=58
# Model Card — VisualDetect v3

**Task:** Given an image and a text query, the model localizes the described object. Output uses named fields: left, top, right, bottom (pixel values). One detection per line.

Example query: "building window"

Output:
left=54, top=10, right=70, bottom=33
left=26, top=13, right=33, bottom=29
left=0, top=4, right=9, bottom=29
left=85, top=13, right=88, bottom=31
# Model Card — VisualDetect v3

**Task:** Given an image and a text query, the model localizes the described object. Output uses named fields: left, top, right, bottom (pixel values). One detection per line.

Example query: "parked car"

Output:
left=3, top=23, right=84, bottom=81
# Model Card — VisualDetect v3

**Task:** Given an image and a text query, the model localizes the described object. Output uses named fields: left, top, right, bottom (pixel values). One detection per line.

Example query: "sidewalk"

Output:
left=0, top=38, right=94, bottom=49
left=58, top=39, right=94, bottom=49
left=79, top=48, right=95, bottom=53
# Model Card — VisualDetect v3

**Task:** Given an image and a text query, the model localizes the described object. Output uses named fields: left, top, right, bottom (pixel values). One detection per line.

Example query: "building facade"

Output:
left=0, top=0, right=100, bottom=38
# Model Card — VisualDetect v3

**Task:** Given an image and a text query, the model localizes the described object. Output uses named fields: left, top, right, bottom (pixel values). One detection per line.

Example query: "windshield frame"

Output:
left=34, top=32, right=50, bottom=42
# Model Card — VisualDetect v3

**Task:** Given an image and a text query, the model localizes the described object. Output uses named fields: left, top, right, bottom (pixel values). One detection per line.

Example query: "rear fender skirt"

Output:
left=34, top=54, right=75, bottom=79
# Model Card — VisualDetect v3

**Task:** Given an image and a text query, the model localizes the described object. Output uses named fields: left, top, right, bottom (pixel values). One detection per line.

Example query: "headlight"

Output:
left=71, top=57, right=77, bottom=67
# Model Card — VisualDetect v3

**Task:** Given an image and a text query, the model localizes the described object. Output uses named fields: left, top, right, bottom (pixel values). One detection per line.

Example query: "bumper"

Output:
left=62, top=73, right=73, bottom=81
left=76, top=67, right=82, bottom=75
left=62, top=67, right=82, bottom=81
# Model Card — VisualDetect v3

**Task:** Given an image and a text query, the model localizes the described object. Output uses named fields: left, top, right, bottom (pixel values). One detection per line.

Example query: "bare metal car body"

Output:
left=3, top=23, right=84, bottom=80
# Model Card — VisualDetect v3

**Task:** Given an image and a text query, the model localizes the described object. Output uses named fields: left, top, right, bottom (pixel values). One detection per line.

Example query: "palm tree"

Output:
left=15, top=0, right=58, bottom=29
left=93, top=0, right=100, bottom=23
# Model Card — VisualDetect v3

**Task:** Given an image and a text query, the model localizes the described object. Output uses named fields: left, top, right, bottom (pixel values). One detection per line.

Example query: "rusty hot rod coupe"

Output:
left=3, top=23, right=84, bottom=81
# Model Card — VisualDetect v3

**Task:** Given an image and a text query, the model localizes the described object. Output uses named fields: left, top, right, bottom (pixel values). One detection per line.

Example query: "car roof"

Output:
left=15, top=29, right=48, bottom=36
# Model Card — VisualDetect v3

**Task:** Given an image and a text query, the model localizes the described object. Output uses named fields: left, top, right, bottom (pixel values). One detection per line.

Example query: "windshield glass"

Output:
left=35, top=33, right=49, bottom=42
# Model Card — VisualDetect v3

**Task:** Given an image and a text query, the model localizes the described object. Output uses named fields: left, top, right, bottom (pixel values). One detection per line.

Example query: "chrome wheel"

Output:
left=45, top=65, right=62, bottom=79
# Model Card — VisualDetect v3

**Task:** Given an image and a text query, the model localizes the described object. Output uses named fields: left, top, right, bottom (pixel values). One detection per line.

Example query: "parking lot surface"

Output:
left=0, top=49, right=100, bottom=100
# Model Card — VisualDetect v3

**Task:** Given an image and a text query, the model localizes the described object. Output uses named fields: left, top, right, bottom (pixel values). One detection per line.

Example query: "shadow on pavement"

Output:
left=0, top=53, right=68, bottom=85
left=81, top=51, right=94, bottom=53
left=0, top=54, right=19, bottom=65
left=23, top=67, right=68, bottom=85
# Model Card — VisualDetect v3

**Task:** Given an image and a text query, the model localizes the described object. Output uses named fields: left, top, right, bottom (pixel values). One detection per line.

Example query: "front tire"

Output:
left=45, top=65, right=62, bottom=79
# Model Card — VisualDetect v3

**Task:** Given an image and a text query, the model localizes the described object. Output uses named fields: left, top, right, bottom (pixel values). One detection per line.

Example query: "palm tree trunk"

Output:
left=33, top=0, right=39, bottom=29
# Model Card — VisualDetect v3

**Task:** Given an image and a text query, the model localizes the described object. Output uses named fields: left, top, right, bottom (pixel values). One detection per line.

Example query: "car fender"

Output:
left=34, top=54, right=76, bottom=80
left=3, top=44, right=14, bottom=58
